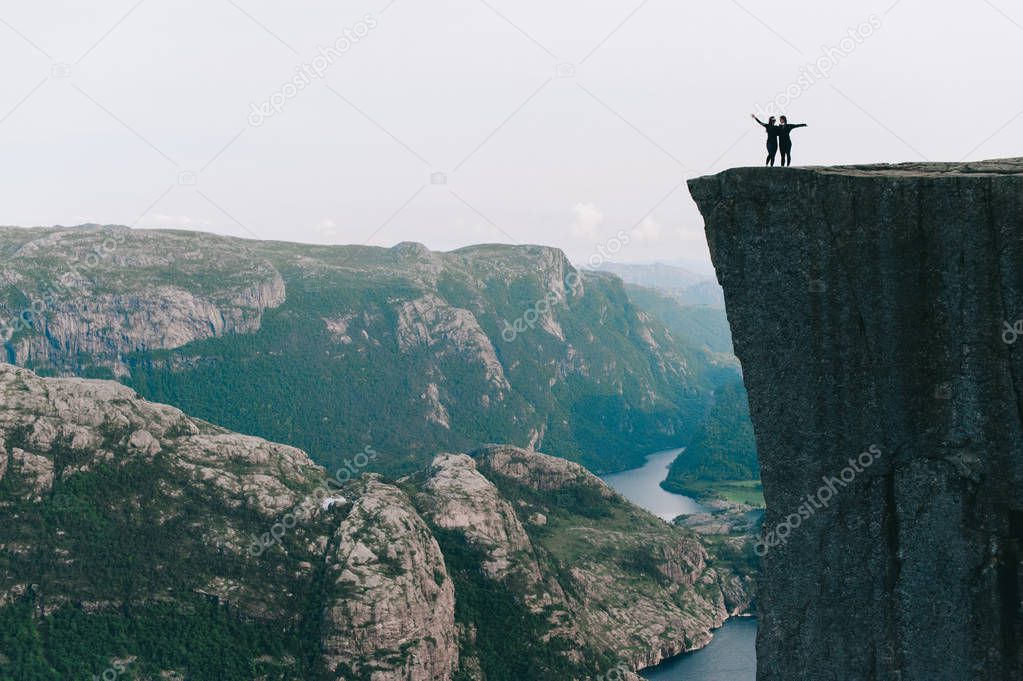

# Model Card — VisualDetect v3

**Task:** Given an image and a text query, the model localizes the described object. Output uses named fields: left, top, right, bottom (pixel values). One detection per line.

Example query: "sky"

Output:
left=0, top=0, right=1021, bottom=270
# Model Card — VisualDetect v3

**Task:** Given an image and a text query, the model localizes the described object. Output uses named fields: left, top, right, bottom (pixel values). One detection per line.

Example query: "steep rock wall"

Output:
left=689, top=159, right=1023, bottom=681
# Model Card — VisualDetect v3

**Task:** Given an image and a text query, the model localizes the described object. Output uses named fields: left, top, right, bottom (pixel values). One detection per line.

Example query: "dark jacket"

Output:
left=777, top=123, right=807, bottom=148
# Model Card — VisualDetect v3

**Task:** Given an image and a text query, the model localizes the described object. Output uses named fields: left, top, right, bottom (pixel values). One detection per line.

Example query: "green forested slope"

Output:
left=2, top=228, right=715, bottom=477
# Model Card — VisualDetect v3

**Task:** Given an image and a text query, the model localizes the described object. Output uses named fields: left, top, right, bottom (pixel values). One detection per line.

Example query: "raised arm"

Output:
left=751, top=114, right=767, bottom=128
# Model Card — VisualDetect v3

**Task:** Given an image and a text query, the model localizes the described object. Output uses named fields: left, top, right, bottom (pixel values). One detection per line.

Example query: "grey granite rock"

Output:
left=689, top=159, right=1023, bottom=681
left=0, top=363, right=750, bottom=679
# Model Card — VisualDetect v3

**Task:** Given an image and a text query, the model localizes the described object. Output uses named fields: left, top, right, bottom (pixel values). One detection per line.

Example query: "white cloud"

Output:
left=571, top=203, right=604, bottom=238
left=632, top=216, right=662, bottom=242
left=313, top=218, right=340, bottom=238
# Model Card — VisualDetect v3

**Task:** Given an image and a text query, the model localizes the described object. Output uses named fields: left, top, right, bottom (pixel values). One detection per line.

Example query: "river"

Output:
left=599, top=448, right=757, bottom=681
left=640, top=617, right=757, bottom=681
left=599, top=448, right=705, bottom=521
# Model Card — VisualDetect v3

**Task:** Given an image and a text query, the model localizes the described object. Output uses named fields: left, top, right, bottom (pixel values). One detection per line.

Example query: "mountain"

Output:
left=593, top=263, right=725, bottom=307
left=617, top=285, right=758, bottom=502
left=0, top=227, right=718, bottom=477
left=622, top=285, right=734, bottom=357
left=689, top=159, right=1023, bottom=681
left=0, top=363, right=750, bottom=680
left=661, top=378, right=758, bottom=501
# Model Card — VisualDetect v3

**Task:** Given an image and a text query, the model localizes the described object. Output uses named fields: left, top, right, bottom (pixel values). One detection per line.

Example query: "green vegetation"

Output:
left=661, top=379, right=760, bottom=503
left=0, top=427, right=331, bottom=681
left=622, top=281, right=762, bottom=503
left=431, top=528, right=612, bottom=681
left=102, top=248, right=716, bottom=478
left=122, top=279, right=465, bottom=477
left=6, top=230, right=758, bottom=486
left=0, top=596, right=307, bottom=681
left=624, top=284, right=733, bottom=355
left=700, top=533, right=760, bottom=581
left=481, top=458, right=694, bottom=588
left=670, top=479, right=764, bottom=506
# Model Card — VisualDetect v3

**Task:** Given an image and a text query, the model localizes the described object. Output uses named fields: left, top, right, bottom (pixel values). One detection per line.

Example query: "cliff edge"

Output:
left=689, top=158, right=1023, bottom=681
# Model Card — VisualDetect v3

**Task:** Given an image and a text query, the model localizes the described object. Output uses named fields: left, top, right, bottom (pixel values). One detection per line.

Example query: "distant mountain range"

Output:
left=591, top=262, right=725, bottom=307
left=0, top=226, right=733, bottom=477
left=586, top=262, right=757, bottom=497
left=623, top=285, right=734, bottom=358
left=0, top=227, right=762, bottom=678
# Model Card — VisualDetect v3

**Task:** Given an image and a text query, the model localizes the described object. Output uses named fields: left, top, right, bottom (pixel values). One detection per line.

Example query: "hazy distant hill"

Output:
left=604, top=272, right=758, bottom=498
left=623, top=285, right=734, bottom=357
left=594, top=262, right=725, bottom=307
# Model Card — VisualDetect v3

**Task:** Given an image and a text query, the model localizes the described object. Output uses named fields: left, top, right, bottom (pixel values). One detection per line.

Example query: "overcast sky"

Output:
left=1, top=0, right=1021, bottom=269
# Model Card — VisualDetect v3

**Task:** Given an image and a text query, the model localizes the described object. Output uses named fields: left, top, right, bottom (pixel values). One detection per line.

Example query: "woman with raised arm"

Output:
left=777, top=115, right=808, bottom=167
left=752, top=114, right=779, bottom=166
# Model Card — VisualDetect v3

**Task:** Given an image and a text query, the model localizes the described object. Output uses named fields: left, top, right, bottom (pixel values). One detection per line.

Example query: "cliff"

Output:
left=0, top=363, right=747, bottom=680
left=688, top=159, right=1023, bottom=681
left=0, top=226, right=286, bottom=376
left=0, top=227, right=719, bottom=477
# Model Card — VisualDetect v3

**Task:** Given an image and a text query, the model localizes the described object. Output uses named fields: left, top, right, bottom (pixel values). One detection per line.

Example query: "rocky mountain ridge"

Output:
left=0, top=226, right=722, bottom=476
left=0, top=226, right=286, bottom=375
left=0, top=362, right=749, bottom=680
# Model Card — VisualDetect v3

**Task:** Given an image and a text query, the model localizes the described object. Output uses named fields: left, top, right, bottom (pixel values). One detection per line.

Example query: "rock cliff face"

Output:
left=0, top=362, right=454, bottom=679
left=322, top=478, right=458, bottom=681
left=0, top=227, right=285, bottom=376
left=0, top=227, right=715, bottom=477
left=0, top=363, right=746, bottom=680
left=466, top=446, right=752, bottom=669
left=689, top=159, right=1023, bottom=681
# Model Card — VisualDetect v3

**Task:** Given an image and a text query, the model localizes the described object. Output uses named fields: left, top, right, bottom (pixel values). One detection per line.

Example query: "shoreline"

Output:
left=636, top=616, right=758, bottom=678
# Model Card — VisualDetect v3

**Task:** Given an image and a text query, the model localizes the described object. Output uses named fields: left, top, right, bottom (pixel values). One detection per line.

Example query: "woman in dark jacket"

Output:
left=752, top=114, right=780, bottom=166
left=776, top=115, right=808, bottom=167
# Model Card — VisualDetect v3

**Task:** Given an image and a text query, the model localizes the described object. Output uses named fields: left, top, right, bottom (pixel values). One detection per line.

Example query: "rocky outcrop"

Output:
left=0, top=363, right=451, bottom=678
left=0, top=363, right=311, bottom=517
left=480, top=445, right=616, bottom=496
left=1, top=227, right=710, bottom=477
left=0, top=364, right=749, bottom=680
left=394, top=294, right=510, bottom=390
left=419, top=453, right=542, bottom=582
left=11, top=276, right=285, bottom=374
left=322, top=477, right=458, bottom=681
left=469, top=445, right=750, bottom=671
left=689, top=159, right=1023, bottom=681
left=0, top=227, right=285, bottom=376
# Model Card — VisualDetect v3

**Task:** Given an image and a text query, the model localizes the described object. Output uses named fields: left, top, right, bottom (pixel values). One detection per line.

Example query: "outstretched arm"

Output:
left=751, top=114, right=767, bottom=127
left=792, top=123, right=808, bottom=128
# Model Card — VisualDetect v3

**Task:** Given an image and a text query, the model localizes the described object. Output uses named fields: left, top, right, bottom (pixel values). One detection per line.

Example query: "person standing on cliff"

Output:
left=777, top=115, right=808, bottom=167
left=751, top=114, right=780, bottom=166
